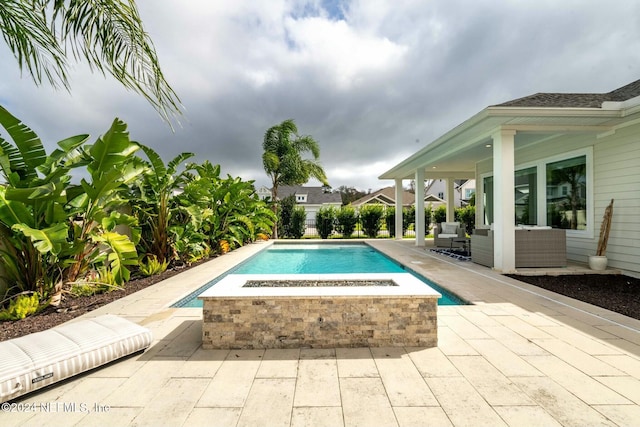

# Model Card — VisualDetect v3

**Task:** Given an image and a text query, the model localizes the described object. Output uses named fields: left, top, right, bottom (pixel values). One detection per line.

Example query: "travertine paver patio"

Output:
left=4, top=239, right=640, bottom=427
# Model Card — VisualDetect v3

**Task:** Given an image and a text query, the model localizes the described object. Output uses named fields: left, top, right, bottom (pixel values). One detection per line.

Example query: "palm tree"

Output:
left=0, top=0, right=180, bottom=123
left=262, top=119, right=328, bottom=238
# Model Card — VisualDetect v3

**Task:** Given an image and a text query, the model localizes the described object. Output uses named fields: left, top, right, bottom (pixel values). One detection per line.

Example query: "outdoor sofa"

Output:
left=470, top=226, right=567, bottom=268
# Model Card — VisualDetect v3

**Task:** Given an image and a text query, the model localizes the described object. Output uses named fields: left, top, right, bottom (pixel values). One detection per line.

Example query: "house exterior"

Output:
left=350, top=186, right=415, bottom=208
left=380, top=79, right=640, bottom=275
left=425, top=179, right=476, bottom=207
left=256, top=185, right=272, bottom=201
left=274, top=185, right=342, bottom=217
left=350, top=185, right=458, bottom=211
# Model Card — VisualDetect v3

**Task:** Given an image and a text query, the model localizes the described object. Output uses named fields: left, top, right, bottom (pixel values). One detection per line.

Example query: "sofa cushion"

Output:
left=441, top=222, right=459, bottom=234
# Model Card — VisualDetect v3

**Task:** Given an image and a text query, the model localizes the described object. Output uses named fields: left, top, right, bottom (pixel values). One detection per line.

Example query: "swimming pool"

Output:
left=173, top=243, right=466, bottom=307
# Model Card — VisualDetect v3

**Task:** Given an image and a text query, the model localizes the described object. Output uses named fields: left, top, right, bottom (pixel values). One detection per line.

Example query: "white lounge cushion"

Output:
left=0, top=315, right=152, bottom=402
left=438, top=234, right=459, bottom=239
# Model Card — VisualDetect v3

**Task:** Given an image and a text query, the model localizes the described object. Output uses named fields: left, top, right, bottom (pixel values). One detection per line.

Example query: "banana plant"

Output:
left=178, top=161, right=275, bottom=253
left=132, top=145, right=194, bottom=265
left=0, top=105, right=143, bottom=305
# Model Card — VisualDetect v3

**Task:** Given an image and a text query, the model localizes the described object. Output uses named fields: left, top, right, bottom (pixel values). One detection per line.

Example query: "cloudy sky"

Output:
left=1, top=0, right=639, bottom=192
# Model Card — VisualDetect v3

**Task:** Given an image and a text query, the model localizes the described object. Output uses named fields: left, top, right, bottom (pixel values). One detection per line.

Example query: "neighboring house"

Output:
left=351, top=186, right=414, bottom=208
left=380, top=79, right=640, bottom=275
left=256, top=185, right=272, bottom=201
left=275, top=185, right=342, bottom=218
left=350, top=185, right=469, bottom=211
left=425, top=179, right=476, bottom=207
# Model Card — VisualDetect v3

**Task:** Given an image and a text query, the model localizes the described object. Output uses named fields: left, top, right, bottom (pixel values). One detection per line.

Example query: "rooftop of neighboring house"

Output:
left=277, top=185, right=342, bottom=204
left=494, top=79, right=640, bottom=108
left=351, top=186, right=415, bottom=206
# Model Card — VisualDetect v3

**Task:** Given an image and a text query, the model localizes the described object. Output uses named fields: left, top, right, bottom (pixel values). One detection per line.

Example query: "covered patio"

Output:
left=379, top=80, right=640, bottom=274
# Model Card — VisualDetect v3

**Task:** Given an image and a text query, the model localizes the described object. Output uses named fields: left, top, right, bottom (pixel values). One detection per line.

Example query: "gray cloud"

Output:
left=1, top=0, right=639, bottom=191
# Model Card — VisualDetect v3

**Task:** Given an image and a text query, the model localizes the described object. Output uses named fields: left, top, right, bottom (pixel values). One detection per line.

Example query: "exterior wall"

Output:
left=475, top=125, right=640, bottom=275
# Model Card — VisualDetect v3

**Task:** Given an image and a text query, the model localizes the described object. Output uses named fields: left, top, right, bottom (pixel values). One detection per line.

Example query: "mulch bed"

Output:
left=2, top=261, right=639, bottom=341
left=507, top=274, right=640, bottom=321
left=0, top=259, right=210, bottom=342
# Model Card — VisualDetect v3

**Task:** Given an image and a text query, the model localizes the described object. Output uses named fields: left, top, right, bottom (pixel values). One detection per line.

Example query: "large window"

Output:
left=481, top=151, right=590, bottom=234
left=546, top=155, right=587, bottom=230
left=515, top=167, right=537, bottom=225
left=483, top=176, right=493, bottom=225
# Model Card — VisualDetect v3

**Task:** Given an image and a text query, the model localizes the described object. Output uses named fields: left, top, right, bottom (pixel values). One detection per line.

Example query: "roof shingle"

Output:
left=494, top=79, right=640, bottom=108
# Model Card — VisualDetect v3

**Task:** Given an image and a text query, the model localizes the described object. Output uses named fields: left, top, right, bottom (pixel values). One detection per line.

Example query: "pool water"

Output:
left=173, top=243, right=466, bottom=307
left=234, top=245, right=405, bottom=274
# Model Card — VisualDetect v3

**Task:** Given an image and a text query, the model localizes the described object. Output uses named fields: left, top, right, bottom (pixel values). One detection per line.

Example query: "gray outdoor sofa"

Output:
left=470, top=227, right=567, bottom=268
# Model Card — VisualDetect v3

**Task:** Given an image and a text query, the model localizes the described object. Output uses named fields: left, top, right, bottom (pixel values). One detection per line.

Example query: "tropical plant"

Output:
left=138, top=254, right=169, bottom=277
left=0, top=0, right=181, bottom=122
left=133, top=146, right=194, bottom=265
left=359, top=204, right=384, bottom=238
left=316, top=206, right=335, bottom=239
left=0, top=106, right=143, bottom=306
left=176, top=161, right=274, bottom=255
left=262, top=119, right=328, bottom=238
left=0, top=292, right=40, bottom=320
left=335, top=204, right=357, bottom=238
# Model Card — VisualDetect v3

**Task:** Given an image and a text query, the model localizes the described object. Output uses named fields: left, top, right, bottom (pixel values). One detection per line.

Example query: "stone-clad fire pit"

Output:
left=199, top=273, right=440, bottom=349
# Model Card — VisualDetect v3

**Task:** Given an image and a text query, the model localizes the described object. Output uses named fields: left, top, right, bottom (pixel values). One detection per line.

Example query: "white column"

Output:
left=415, top=169, right=425, bottom=247
left=492, top=129, right=516, bottom=272
left=394, top=179, right=403, bottom=239
left=445, top=178, right=455, bottom=221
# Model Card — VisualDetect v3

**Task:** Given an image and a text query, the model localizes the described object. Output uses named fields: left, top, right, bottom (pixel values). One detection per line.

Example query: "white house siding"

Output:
left=591, top=124, right=640, bottom=275
left=476, top=127, right=640, bottom=275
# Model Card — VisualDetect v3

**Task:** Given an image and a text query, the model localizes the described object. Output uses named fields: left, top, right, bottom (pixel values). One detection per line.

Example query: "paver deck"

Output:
left=4, top=239, right=640, bottom=426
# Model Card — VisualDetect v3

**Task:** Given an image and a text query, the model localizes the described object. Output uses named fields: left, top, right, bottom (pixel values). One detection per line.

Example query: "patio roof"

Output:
left=379, top=80, right=640, bottom=181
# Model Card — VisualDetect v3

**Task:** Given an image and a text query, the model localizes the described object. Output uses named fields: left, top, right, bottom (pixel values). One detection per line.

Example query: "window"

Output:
left=438, top=192, right=444, bottom=199
left=515, top=167, right=537, bottom=225
left=296, top=194, right=307, bottom=203
left=483, top=176, right=493, bottom=225
left=481, top=150, right=591, bottom=235
left=546, top=155, right=587, bottom=230
left=464, top=188, right=475, bottom=199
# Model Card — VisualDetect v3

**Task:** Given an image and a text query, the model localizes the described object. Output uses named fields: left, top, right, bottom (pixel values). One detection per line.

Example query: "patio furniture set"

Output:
left=433, top=222, right=567, bottom=268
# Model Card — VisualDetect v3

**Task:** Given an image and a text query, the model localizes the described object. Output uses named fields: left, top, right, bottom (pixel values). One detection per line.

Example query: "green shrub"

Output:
left=139, top=255, right=169, bottom=277
left=278, top=195, right=297, bottom=238
left=433, top=205, right=447, bottom=224
left=0, top=293, right=40, bottom=320
left=316, top=206, right=335, bottom=239
left=422, top=206, right=432, bottom=236
left=385, top=207, right=396, bottom=237
left=336, top=205, right=358, bottom=238
left=289, top=207, right=307, bottom=239
left=359, top=204, right=384, bottom=238
left=456, top=205, right=475, bottom=235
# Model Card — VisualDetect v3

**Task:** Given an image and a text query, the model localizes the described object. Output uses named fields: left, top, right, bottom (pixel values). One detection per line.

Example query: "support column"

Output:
left=415, top=169, right=425, bottom=247
left=394, top=179, right=403, bottom=239
left=445, top=178, right=455, bottom=221
left=492, top=129, right=516, bottom=272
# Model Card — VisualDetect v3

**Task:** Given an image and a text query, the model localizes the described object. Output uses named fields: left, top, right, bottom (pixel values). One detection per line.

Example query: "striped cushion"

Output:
left=0, top=315, right=152, bottom=402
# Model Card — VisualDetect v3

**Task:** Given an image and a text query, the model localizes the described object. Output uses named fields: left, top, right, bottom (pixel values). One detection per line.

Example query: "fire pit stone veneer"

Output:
left=199, top=273, right=440, bottom=349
